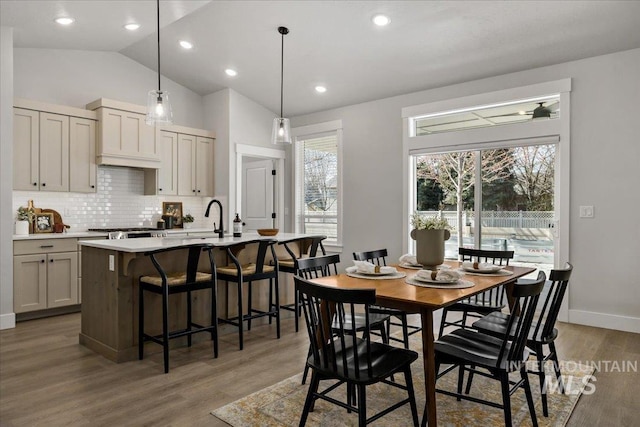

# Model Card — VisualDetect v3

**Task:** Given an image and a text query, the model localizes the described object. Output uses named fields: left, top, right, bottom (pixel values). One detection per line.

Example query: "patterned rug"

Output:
left=212, top=338, right=594, bottom=426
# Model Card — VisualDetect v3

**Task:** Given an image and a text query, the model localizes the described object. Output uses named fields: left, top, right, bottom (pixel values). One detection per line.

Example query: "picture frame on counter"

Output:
left=34, top=212, right=54, bottom=233
left=162, top=202, right=183, bottom=228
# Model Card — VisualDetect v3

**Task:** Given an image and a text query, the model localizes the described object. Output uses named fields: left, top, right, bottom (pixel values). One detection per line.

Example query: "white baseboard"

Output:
left=569, top=309, right=640, bottom=334
left=0, top=312, right=16, bottom=330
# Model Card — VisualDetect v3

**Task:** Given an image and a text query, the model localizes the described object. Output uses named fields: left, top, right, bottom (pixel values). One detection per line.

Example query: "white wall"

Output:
left=292, top=48, right=640, bottom=333
left=13, top=48, right=205, bottom=128
left=203, top=88, right=280, bottom=230
left=0, top=27, right=15, bottom=329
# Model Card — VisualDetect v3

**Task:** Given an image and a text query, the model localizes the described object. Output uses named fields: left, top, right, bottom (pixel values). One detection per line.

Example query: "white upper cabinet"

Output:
left=176, top=133, right=214, bottom=197
left=195, top=136, right=214, bottom=197
left=13, top=108, right=40, bottom=191
left=39, top=112, right=70, bottom=192
left=177, top=133, right=197, bottom=196
left=145, top=126, right=214, bottom=197
left=157, top=130, right=178, bottom=195
left=69, top=117, right=97, bottom=193
left=14, top=100, right=98, bottom=193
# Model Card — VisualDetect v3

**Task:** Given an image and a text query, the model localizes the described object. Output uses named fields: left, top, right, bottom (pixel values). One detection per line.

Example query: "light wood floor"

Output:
left=0, top=313, right=638, bottom=426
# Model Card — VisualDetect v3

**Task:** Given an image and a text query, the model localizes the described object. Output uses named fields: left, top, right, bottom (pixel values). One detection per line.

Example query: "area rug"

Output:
left=212, top=338, right=594, bottom=426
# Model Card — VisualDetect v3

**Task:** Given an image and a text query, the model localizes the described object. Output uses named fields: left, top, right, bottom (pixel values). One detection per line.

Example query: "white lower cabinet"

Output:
left=13, top=239, right=79, bottom=313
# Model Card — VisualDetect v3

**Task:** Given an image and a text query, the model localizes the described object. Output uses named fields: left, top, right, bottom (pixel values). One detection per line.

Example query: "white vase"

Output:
left=15, top=220, right=30, bottom=235
left=183, top=222, right=193, bottom=229
left=410, top=228, right=451, bottom=270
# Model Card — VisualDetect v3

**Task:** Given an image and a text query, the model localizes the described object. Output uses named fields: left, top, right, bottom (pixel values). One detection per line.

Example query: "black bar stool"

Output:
left=216, top=239, right=280, bottom=350
left=277, top=235, right=327, bottom=331
left=138, top=244, right=218, bottom=373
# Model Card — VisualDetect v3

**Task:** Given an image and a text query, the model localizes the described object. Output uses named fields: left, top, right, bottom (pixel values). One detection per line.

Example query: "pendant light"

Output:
left=146, top=0, right=173, bottom=125
left=272, top=26, right=291, bottom=145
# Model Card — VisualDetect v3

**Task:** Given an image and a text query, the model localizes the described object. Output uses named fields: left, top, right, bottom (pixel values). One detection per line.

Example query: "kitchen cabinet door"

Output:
left=158, top=131, right=178, bottom=195
left=69, top=117, right=97, bottom=193
left=13, top=108, right=40, bottom=191
left=39, top=112, right=69, bottom=192
left=177, top=133, right=197, bottom=196
left=47, top=252, right=78, bottom=308
left=100, top=108, right=157, bottom=163
left=13, top=254, right=47, bottom=313
left=195, top=136, right=214, bottom=196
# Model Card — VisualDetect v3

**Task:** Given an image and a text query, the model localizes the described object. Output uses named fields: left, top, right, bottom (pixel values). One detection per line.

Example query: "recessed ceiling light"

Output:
left=179, top=40, right=193, bottom=49
left=55, top=17, right=75, bottom=26
left=372, top=14, right=390, bottom=26
left=225, top=69, right=238, bottom=77
left=124, top=23, right=140, bottom=31
left=315, top=86, right=327, bottom=93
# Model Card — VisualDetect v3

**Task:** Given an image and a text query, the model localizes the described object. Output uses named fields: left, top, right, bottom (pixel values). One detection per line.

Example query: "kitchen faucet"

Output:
left=204, top=199, right=224, bottom=238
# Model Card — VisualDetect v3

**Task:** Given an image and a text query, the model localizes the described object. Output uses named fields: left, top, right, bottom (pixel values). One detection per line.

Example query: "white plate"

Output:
left=357, top=270, right=395, bottom=276
left=413, top=275, right=459, bottom=284
left=399, top=263, right=423, bottom=269
left=462, top=265, right=503, bottom=274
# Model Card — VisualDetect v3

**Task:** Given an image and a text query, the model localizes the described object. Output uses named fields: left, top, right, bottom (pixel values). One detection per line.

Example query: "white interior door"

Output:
left=242, top=158, right=274, bottom=230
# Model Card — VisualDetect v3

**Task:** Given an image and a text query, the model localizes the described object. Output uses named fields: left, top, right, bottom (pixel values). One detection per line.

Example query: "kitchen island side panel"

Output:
left=79, top=246, right=219, bottom=362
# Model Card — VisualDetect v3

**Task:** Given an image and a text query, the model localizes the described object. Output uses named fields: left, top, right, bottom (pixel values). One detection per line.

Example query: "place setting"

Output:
left=405, top=267, right=474, bottom=289
left=458, top=261, right=514, bottom=277
left=398, top=253, right=424, bottom=270
left=345, top=260, right=407, bottom=280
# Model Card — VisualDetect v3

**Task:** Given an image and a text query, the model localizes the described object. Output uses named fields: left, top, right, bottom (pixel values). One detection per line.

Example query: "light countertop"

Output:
left=78, top=232, right=314, bottom=253
left=12, top=227, right=218, bottom=241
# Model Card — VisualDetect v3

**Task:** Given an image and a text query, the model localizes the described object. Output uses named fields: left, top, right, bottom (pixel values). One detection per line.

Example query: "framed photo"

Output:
left=162, top=202, right=183, bottom=228
left=34, top=212, right=54, bottom=233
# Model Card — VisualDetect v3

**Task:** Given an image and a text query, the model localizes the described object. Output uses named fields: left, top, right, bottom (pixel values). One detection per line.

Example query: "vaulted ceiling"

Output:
left=3, top=1, right=640, bottom=116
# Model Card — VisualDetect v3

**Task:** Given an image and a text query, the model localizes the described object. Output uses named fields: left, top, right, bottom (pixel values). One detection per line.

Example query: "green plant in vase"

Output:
left=182, top=213, right=194, bottom=229
left=410, top=212, right=451, bottom=270
left=15, top=207, right=32, bottom=235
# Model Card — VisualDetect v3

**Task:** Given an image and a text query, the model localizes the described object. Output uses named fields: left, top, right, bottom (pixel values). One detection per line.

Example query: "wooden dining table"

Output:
left=308, top=260, right=536, bottom=426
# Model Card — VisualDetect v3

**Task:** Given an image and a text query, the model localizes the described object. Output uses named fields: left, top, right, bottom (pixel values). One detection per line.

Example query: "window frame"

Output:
left=402, top=79, right=571, bottom=321
left=292, top=120, right=343, bottom=252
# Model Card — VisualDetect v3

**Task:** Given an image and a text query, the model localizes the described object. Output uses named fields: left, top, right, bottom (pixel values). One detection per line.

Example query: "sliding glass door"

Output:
left=412, top=142, right=557, bottom=274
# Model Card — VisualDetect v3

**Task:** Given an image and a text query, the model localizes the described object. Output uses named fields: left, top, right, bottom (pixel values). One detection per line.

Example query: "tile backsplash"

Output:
left=13, top=166, right=218, bottom=231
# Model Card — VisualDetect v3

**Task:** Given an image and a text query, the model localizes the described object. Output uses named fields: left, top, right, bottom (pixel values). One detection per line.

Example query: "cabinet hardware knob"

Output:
left=33, top=182, right=38, bottom=186
left=41, top=259, right=45, bottom=263
left=40, top=245, right=54, bottom=248
left=91, top=185, right=95, bottom=188
left=42, top=183, right=46, bottom=187
left=197, top=190, right=201, bottom=193
left=159, top=188, right=163, bottom=191
left=192, top=189, right=196, bottom=192
left=50, top=259, right=54, bottom=263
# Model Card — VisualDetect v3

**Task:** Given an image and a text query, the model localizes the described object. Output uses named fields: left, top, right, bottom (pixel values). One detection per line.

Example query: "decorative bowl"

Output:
left=257, top=228, right=279, bottom=236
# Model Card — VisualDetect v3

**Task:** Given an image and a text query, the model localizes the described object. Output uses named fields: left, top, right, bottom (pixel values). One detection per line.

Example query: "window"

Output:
left=411, top=95, right=559, bottom=136
left=413, top=142, right=557, bottom=273
left=293, top=121, right=343, bottom=248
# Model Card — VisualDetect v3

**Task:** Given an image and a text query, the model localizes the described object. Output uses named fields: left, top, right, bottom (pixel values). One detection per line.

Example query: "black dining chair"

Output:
left=438, top=248, right=514, bottom=338
left=216, top=239, right=280, bottom=350
left=295, top=276, right=420, bottom=427
left=297, top=254, right=391, bottom=384
left=138, top=244, right=218, bottom=373
left=277, top=235, right=327, bottom=332
left=472, top=262, right=573, bottom=417
left=429, top=271, right=546, bottom=427
left=353, top=248, right=420, bottom=349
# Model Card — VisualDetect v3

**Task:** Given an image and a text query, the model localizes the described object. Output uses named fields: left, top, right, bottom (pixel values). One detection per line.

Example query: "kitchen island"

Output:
left=78, top=232, right=316, bottom=362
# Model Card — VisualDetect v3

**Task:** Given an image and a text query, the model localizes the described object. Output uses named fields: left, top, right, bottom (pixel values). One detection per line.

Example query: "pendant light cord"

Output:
left=156, top=0, right=161, bottom=92
left=279, top=30, right=284, bottom=118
